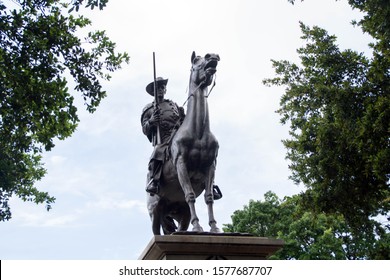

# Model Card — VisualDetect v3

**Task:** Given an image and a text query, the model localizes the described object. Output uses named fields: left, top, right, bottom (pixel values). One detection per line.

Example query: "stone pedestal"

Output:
left=139, top=233, right=284, bottom=260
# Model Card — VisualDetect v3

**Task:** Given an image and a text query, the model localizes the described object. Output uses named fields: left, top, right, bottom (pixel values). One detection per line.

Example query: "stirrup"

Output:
left=213, top=185, right=222, bottom=200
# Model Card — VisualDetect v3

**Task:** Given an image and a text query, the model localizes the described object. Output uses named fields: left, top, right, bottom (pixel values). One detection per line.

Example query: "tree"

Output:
left=289, top=0, right=390, bottom=59
left=0, top=0, right=129, bottom=221
left=224, top=192, right=390, bottom=259
left=263, top=1, right=389, bottom=230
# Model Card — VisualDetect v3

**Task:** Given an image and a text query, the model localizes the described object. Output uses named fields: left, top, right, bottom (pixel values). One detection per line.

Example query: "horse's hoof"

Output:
left=210, top=226, right=221, bottom=233
left=192, top=225, right=204, bottom=232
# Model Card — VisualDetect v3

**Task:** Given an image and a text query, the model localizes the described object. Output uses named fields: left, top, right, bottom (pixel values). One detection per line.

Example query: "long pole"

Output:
left=153, top=52, right=161, bottom=145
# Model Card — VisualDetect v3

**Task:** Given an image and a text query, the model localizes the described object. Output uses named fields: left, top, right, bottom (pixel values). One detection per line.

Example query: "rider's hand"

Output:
left=148, top=108, right=160, bottom=126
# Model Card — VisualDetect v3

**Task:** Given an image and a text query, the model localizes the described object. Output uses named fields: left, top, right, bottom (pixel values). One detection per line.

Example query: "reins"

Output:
left=206, top=73, right=217, bottom=98
left=182, top=73, right=217, bottom=107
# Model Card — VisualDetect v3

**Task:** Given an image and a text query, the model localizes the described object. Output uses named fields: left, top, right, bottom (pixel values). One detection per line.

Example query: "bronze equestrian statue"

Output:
left=142, top=52, right=221, bottom=235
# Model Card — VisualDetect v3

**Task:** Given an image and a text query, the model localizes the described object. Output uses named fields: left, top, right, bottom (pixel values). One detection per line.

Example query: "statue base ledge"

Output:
left=139, top=232, right=284, bottom=260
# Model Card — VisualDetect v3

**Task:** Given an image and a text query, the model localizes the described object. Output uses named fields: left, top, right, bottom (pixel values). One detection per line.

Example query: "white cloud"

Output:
left=48, top=155, right=67, bottom=165
left=86, top=196, right=146, bottom=213
left=11, top=202, right=80, bottom=228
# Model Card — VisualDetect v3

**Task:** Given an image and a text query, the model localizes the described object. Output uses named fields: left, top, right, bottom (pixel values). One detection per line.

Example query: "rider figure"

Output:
left=141, top=77, right=185, bottom=195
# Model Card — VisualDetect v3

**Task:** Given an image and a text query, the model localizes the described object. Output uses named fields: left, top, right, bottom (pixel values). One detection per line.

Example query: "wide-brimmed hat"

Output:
left=146, top=77, right=168, bottom=96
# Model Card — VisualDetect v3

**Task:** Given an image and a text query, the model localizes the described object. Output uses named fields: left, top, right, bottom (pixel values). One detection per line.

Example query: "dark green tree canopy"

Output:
left=0, top=0, right=129, bottom=221
left=224, top=192, right=389, bottom=259
left=263, top=0, right=389, bottom=229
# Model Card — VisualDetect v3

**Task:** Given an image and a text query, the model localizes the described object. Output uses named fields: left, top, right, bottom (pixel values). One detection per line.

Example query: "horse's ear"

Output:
left=191, top=51, right=196, bottom=63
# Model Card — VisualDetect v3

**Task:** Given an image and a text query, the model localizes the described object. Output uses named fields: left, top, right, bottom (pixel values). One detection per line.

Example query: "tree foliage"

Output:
left=0, top=0, right=129, bottom=221
left=224, top=192, right=390, bottom=259
left=263, top=0, right=389, bottom=229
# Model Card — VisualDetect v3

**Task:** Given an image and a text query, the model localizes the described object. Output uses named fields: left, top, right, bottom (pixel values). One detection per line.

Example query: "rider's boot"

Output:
left=146, top=159, right=162, bottom=196
left=146, top=179, right=159, bottom=195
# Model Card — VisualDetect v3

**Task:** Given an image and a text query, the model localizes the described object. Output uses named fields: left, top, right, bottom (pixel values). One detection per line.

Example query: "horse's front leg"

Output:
left=204, top=161, right=220, bottom=233
left=176, top=155, right=203, bottom=232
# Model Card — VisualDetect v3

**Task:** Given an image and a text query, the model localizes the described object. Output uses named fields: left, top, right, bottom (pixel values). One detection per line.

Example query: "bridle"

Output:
left=182, top=66, right=217, bottom=107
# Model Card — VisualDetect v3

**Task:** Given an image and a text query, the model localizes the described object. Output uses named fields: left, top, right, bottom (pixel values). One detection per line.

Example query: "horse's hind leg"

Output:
left=148, top=194, right=162, bottom=235
left=176, top=204, right=191, bottom=232
left=151, top=209, right=161, bottom=235
left=204, top=162, right=220, bottom=233
left=176, top=156, right=203, bottom=232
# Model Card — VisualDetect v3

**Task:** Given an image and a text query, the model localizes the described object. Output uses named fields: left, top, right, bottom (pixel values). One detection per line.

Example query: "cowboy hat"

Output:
left=146, top=77, right=168, bottom=96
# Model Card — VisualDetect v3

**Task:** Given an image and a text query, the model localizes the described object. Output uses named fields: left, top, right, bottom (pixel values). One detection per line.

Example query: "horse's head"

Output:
left=190, top=51, right=220, bottom=88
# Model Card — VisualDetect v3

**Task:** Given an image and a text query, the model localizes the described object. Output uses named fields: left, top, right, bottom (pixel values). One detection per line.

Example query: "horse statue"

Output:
left=147, top=51, right=221, bottom=235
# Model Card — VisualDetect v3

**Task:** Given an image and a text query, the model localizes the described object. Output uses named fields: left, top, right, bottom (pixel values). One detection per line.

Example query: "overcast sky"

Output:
left=1, top=0, right=371, bottom=259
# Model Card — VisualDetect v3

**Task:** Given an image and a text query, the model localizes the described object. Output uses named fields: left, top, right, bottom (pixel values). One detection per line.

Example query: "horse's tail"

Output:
left=161, top=215, right=177, bottom=235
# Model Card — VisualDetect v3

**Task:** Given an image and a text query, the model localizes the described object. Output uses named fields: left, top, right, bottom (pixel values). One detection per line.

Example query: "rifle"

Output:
left=152, top=52, right=161, bottom=145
